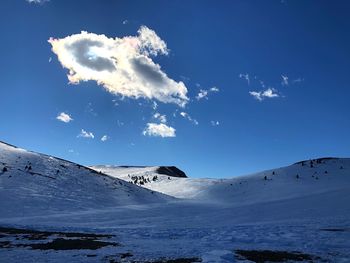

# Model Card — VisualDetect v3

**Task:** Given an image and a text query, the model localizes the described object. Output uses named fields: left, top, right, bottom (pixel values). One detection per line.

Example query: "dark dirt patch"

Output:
left=234, top=249, right=320, bottom=262
left=19, top=238, right=118, bottom=250
left=143, top=258, right=202, bottom=263
left=320, top=228, right=348, bottom=232
left=105, top=256, right=201, bottom=263
left=0, top=226, right=113, bottom=240
left=0, top=241, right=11, bottom=248
left=0, top=226, right=118, bottom=251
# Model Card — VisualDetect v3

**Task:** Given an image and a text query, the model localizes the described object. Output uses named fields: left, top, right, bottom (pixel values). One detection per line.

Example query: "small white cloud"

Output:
left=196, top=89, right=208, bottom=100
left=143, top=123, right=175, bottom=137
left=281, top=75, right=289, bottom=86
left=152, top=101, right=158, bottom=110
left=122, top=20, right=128, bottom=25
left=26, top=0, right=49, bottom=3
left=56, top=112, right=73, bottom=123
left=249, top=88, right=279, bottom=101
left=48, top=57, right=52, bottom=63
left=153, top=112, right=167, bottom=123
left=68, top=149, right=74, bottom=153
left=180, top=112, right=198, bottom=125
left=262, top=88, right=279, bottom=98
left=210, top=87, right=219, bottom=92
left=101, top=135, right=108, bottom=142
left=49, top=26, right=189, bottom=107
left=239, top=73, right=250, bottom=85
left=210, top=120, right=220, bottom=126
left=196, top=86, right=219, bottom=101
left=77, top=129, right=94, bottom=139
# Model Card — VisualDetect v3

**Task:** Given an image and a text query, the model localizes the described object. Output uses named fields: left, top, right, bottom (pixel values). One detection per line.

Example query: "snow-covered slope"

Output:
left=1, top=142, right=350, bottom=262
left=0, top=141, right=171, bottom=218
left=197, top=158, right=350, bottom=204
left=91, top=158, right=350, bottom=204
left=90, top=165, right=220, bottom=198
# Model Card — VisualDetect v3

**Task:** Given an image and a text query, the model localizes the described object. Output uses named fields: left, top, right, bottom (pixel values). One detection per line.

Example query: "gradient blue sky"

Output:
left=1, top=0, right=350, bottom=178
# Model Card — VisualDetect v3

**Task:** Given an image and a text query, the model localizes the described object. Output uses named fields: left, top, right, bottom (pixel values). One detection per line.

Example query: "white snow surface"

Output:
left=1, top=141, right=350, bottom=262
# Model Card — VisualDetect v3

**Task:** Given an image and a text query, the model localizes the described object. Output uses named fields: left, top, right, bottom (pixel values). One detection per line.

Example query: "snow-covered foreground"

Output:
left=1, top=141, right=350, bottom=262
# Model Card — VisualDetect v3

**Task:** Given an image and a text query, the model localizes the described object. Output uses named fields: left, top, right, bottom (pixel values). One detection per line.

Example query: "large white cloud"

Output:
left=143, top=123, right=175, bottom=137
left=49, top=26, right=188, bottom=107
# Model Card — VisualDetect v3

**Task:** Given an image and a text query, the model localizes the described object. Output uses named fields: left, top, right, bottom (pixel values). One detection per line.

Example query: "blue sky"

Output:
left=0, top=0, right=350, bottom=178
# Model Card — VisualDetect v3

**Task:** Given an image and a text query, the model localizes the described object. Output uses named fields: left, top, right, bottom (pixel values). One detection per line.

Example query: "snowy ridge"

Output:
left=90, top=165, right=220, bottom=198
left=91, top=158, right=350, bottom=204
left=0, top=141, right=171, bottom=219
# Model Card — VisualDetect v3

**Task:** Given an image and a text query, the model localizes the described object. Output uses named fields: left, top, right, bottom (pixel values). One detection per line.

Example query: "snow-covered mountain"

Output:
left=0, top=141, right=171, bottom=219
left=91, top=158, right=350, bottom=204
left=89, top=165, right=218, bottom=198
left=1, top=141, right=350, bottom=262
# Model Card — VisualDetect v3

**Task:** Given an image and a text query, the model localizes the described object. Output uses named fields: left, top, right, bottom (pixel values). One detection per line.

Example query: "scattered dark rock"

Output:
left=295, top=157, right=339, bottom=165
left=120, top=252, right=133, bottom=258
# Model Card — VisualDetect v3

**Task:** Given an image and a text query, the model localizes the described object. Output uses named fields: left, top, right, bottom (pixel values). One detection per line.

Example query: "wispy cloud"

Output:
left=77, top=129, right=94, bottom=139
left=153, top=112, right=167, bottom=123
left=56, top=112, right=73, bottom=123
left=281, top=75, right=289, bottom=86
left=210, top=120, right=220, bottom=126
left=152, top=101, right=158, bottom=110
left=101, top=135, right=108, bottom=142
left=49, top=26, right=189, bottom=107
left=293, top=77, right=304, bottom=83
left=85, top=102, right=97, bottom=116
left=249, top=88, right=279, bottom=101
left=196, top=86, right=219, bottom=100
left=143, top=123, right=175, bottom=137
left=180, top=112, right=198, bottom=125
left=239, top=73, right=250, bottom=85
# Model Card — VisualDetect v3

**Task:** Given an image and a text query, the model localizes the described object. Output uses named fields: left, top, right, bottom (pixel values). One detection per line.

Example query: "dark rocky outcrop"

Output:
left=156, top=166, right=187, bottom=178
